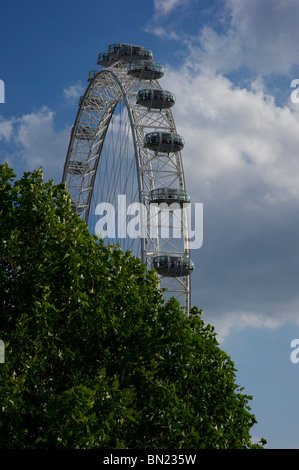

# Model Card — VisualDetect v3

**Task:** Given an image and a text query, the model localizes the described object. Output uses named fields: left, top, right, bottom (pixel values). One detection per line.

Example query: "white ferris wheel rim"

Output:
left=62, top=45, right=193, bottom=315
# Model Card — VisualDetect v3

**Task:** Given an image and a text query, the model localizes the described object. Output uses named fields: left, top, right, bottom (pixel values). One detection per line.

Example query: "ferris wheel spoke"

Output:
left=62, top=43, right=194, bottom=315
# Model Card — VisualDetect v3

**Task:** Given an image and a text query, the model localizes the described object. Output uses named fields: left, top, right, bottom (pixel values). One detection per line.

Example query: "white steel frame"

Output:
left=62, top=59, right=191, bottom=315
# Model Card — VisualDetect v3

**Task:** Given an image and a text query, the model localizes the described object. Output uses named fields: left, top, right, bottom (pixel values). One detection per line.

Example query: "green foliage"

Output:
left=0, top=163, right=265, bottom=449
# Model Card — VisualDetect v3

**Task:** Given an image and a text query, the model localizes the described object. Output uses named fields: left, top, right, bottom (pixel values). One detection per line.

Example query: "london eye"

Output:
left=62, top=43, right=194, bottom=315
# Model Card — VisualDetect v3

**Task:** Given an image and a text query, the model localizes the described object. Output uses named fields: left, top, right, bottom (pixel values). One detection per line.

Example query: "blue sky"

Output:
left=1, top=0, right=299, bottom=449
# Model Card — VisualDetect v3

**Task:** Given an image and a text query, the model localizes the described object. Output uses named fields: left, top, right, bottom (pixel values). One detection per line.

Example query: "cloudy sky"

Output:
left=1, top=0, right=299, bottom=448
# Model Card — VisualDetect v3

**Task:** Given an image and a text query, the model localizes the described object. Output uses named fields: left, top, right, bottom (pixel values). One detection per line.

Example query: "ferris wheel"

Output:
left=62, top=43, right=194, bottom=315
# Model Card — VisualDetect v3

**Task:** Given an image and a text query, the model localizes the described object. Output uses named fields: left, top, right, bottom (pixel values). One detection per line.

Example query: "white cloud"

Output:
left=148, top=0, right=299, bottom=77
left=227, top=0, right=299, bottom=75
left=153, top=0, right=191, bottom=16
left=3, top=106, right=70, bottom=183
left=160, top=65, right=299, bottom=201
left=159, top=60, right=299, bottom=333
left=211, top=311, right=285, bottom=344
left=184, top=25, right=242, bottom=75
left=143, top=25, right=180, bottom=40
left=185, top=0, right=299, bottom=76
left=63, top=82, right=85, bottom=103
left=0, top=116, right=15, bottom=142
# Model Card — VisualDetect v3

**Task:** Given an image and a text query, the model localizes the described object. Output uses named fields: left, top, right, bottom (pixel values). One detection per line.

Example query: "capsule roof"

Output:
left=108, top=43, right=153, bottom=61
left=98, top=44, right=153, bottom=67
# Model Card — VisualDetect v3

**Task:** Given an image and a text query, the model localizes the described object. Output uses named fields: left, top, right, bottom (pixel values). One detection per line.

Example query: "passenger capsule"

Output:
left=149, top=187, right=191, bottom=205
left=75, top=125, right=95, bottom=140
left=144, top=132, right=184, bottom=153
left=97, top=52, right=117, bottom=67
left=137, top=89, right=175, bottom=110
left=107, top=43, right=153, bottom=62
left=87, top=70, right=99, bottom=82
left=67, top=160, right=90, bottom=175
left=97, top=53, right=110, bottom=67
left=127, top=61, right=164, bottom=80
left=152, top=255, right=194, bottom=277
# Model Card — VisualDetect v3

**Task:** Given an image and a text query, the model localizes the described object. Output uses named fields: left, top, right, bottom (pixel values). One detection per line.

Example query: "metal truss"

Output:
left=62, top=57, right=191, bottom=315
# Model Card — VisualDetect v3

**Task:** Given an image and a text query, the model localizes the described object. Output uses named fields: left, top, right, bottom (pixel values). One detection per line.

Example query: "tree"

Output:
left=0, top=163, right=265, bottom=449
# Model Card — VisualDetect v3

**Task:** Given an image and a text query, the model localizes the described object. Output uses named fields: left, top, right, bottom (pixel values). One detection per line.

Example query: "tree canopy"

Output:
left=0, top=163, right=265, bottom=449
